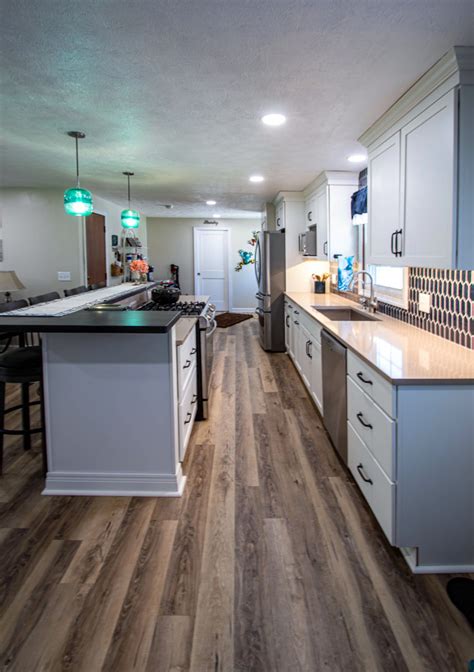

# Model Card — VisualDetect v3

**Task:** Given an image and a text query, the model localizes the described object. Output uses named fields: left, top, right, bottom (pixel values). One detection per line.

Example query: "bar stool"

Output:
left=28, top=291, right=60, bottom=306
left=0, top=348, right=45, bottom=474
left=64, top=285, right=88, bottom=297
left=0, top=303, right=46, bottom=474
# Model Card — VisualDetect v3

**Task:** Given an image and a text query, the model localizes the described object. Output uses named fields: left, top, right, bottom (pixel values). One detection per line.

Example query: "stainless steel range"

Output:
left=138, top=298, right=216, bottom=419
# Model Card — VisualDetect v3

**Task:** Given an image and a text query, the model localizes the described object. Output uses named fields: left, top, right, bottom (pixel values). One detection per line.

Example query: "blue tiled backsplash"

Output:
left=332, top=267, right=473, bottom=350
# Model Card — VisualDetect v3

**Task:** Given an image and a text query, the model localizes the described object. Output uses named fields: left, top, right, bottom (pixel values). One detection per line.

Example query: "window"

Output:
left=360, top=265, right=408, bottom=308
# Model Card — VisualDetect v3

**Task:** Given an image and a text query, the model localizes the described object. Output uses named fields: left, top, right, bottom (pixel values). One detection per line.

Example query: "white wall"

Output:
left=0, top=188, right=147, bottom=300
left=147, top=217, right=259, bottom=311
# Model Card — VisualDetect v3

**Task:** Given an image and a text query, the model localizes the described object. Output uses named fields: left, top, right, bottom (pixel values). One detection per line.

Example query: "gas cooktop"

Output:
left=138, top=300, right=207, bottom=316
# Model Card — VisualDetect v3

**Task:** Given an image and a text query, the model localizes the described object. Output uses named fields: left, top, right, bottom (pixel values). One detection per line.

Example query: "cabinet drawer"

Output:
left=348, top=422, right=395, bottom=544
left=299, top=310, right=322, bottom=344
left=347, top=376, right=395, bottom=479
left=178, top=368, right=198, bottom=460
left=347, top=350, right=394, bottom=417
left=177, top=327, right=197, bottom=398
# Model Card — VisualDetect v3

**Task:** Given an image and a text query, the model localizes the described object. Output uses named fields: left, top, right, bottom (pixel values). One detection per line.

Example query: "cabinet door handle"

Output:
left=277, top=218, right=280, bottom=226
left=184, top=411, right=192, bottom=424
left=307, top=340, right=312, bottom=359
left=357, top=371, right=373, bottom=385
left=294, top=310, right=299, bottom=315
left=191, top=394, right=198, bottom=404
left=357, top=463, right=373, bottom=484
left=391, top=231, right=397, bottom=255
left=356, top=412, right=373, bottom=429
left=323, top=241, right=328, bottom=256
left=286, top=315, right=290, bottom=327
left=190, top=348, right=197, bottom=355
left=395, top=229, right=403, bottom=257
left=294, top=320, right=299, bottom=325
left=183, top=360, right=192, bottom=369
left=308, top=211, right=312, bottom=221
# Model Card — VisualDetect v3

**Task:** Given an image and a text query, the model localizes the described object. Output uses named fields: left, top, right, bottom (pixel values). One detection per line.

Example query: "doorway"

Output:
left=193, top=227, right=230, bottom=311
left=85, top=213, right=107, bottom=287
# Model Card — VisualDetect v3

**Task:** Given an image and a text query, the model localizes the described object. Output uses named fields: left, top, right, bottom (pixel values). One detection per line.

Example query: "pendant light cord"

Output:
left=127, top=173, right=131, bottom=208
left=75, top=135, right=80, bottom=188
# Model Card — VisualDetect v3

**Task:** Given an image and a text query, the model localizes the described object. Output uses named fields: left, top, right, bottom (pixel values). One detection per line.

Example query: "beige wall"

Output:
left=0, top=188, right=147, bottom=300
left=147, top=217, right=259, bottom=310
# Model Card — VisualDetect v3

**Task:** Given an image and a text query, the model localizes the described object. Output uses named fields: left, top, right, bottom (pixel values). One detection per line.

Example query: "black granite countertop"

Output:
left=0, top=309, right=180, bottom=334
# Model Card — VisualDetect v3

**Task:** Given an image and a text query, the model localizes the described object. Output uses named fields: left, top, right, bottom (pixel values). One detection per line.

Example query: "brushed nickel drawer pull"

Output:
left=191, top=394, right=198, bottom=404
left=190, top=348, right=197, bottom=355
left=357, top=463, right=373, bottom=484
left=183, top=360, right=192, bottom=369
left=184, top=412, right=192, bottom=424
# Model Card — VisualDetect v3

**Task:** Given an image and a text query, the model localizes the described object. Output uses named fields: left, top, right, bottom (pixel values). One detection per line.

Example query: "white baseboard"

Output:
left=43, top=465, right=186, bottom=497
left=229, top=307, right=256, bottom=313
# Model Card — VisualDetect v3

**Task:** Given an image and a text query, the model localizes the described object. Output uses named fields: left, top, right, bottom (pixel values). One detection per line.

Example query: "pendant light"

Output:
left=64, top=131, right=93, bottom=216
left=121, top=172, right=140, bottom=229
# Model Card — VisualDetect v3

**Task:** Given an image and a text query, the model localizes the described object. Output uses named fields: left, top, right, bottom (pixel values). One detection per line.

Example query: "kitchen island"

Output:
left=0, top=284, right=198, bottom=497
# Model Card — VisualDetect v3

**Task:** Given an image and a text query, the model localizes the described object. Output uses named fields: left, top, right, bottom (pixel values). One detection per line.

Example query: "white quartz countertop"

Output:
left=286, top=291, right=474, bottom=384
left=175, top=318, right=197, bottom=346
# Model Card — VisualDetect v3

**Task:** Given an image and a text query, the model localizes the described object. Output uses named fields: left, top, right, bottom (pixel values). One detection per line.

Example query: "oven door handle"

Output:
left=206, top=318, right=218, bottom=337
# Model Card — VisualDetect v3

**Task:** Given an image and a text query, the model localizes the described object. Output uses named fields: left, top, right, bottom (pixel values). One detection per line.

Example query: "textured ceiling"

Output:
left=1, top=0, right=473, bottom=218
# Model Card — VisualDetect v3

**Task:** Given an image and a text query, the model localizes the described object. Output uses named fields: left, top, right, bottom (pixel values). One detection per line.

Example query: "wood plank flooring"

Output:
left=0, top=318, right=472, bottom=671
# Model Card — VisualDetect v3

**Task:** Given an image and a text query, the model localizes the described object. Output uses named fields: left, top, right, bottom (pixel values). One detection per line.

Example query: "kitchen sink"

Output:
left=312, top=306, right=380, bottom=322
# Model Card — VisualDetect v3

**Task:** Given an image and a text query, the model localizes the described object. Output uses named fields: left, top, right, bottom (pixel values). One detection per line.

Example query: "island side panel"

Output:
left=396, top=384, right=474, bottom=571
left=41, top=329, right=185, bottom=496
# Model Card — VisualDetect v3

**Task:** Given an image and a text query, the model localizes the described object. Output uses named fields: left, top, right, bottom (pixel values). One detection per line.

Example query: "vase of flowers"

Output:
left=312, top=272, right=330, bottom=294
left=129, top=259, right=149, bottom=284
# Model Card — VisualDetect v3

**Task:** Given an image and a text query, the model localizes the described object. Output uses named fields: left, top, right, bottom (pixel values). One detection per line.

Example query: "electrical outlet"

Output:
left=57, top=271, right=71, bottom=281
left=331, top=273, right=337, bottom=284
left=419, top=292, right=431, bottom=314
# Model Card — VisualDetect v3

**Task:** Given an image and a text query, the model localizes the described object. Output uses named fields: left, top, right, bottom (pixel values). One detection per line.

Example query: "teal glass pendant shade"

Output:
left=121, top=208, right=140, bottom=228
left=64, top=187, right=93, bottom=216
left=64, top=131, right=93, bottom=217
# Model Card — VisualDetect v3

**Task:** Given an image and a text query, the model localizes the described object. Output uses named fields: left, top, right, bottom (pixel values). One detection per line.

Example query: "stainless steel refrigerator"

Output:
left=254, top=230, right=286, bottom=351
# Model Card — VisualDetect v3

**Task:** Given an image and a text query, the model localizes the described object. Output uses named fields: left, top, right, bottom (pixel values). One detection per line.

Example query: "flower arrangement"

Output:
left=129, top=259, right=149, bottom=274
left=129, top=259, right=149, bottom=283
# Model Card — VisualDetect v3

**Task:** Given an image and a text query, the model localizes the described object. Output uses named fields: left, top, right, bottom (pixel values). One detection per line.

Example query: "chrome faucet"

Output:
left=350, top=270, right=378, bottom=313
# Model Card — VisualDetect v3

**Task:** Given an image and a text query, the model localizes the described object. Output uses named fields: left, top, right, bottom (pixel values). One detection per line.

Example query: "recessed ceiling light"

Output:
left=261, top=113, right=286, bottom=127
left=213, top=213, right=221, bottom=218
left=249, top=175, right=264, bottom=183
left=206, top=200, right=216, bottom=205
left=348, top=154, right=367, bottom=163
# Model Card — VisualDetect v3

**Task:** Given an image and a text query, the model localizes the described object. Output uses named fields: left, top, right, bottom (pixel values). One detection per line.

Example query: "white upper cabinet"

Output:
left=367, top=133, right=401, bottom=264
left=275, top=199, right=285, bottom=230
left=303, top=172, right=358, bottom=262
left=361, top=47, right=474, bottom=270
left=401, top=91, right=455, bottom=267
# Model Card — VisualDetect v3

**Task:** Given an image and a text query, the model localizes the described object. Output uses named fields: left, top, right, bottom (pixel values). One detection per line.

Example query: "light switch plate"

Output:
left=419, top=292, right=431, bottom=314
left=57, top=271, right=71, bottom=281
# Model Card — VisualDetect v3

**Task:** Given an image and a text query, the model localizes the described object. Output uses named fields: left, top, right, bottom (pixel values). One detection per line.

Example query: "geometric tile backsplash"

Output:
left=376, top=268, right=473, bottom=350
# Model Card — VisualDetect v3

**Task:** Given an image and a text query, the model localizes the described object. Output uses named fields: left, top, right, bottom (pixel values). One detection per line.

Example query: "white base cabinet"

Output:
left=284, top=298, right=323, bottom=416
left=347, top=349, right=474, bottom=573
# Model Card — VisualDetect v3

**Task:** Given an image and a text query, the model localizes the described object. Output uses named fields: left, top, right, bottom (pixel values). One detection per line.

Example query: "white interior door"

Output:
left=194, top=228, right=229, bottom=311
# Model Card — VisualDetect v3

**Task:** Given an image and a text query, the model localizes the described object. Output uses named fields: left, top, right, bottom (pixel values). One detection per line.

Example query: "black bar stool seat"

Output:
left=0, top=346, right=42, bottom=382
left=0, top=345, right=45, bottom=474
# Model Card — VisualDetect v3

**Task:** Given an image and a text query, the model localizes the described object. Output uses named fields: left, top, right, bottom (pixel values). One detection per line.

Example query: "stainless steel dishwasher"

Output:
left=321, top=330, right=348, bottom=464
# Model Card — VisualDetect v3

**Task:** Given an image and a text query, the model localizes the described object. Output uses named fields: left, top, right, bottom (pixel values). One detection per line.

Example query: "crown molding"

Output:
left=273, top=190, right=305, bottom=204
left=304, top=170, right=359, bottom=197
left=359, top=47, right=473, bottom=147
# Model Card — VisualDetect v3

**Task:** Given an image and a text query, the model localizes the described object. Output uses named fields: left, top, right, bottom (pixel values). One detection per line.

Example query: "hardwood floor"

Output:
left=0, top=318, right=472, bottom=671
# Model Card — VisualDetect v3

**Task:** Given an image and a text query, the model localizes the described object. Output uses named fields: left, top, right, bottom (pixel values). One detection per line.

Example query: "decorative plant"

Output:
left=312, top=273, right=330, bottom=282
